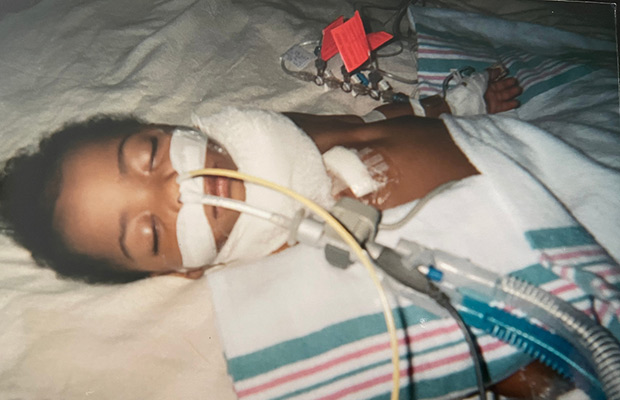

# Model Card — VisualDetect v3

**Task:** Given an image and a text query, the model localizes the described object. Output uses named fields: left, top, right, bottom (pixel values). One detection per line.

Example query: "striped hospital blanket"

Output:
left=408, top=5, right=612, bottom=105
left=220, top=227, right=619, bottom=400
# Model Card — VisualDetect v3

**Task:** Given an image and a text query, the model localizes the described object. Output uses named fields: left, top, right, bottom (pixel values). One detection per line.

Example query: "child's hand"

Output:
left=484, top=68, right=523, bottom=113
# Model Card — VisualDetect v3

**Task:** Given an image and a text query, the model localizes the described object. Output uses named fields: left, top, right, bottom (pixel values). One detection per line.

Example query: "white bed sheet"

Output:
left=0, top=0, right=617, bottom=399
left=0, top=1, right=371, bottom=398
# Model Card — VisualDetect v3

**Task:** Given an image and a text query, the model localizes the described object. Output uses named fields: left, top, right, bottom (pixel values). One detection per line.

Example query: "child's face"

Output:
left=52, top=127, right=245, bottom=275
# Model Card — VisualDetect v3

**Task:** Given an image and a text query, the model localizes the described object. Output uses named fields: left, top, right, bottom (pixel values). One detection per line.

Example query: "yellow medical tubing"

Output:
left=191, top=168, right=401, bottom=400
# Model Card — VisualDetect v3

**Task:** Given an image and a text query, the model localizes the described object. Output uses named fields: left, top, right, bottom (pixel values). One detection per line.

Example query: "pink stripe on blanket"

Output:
left=316, top=367, right=408, bottom=400
left=518, top=62, right=576, bottom=88
left=544, top=248, right=607, bottom=262
left=236, top=338, right=401, bottom=398
left=238, top=324, right=508, bottom=399
left=418, top=48, right=493, bottom=61
left=515, top=57, right=565, bottom=82
left=416, top=76, right=446, bottom=85
left=501, top=51, right=537, bottom=66
left=416, top=340, right=506, bottom=373
left=237, top=324, right=463, bottom=398
left=549, top=281, right=580, bottom=296
left=317, top=340, right=507, bottom=400
left=592, top=267, right=620, bottom=279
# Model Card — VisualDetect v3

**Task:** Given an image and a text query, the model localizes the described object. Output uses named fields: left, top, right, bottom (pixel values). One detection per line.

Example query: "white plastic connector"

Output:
left=199, top=194, right=291, bottom=227
left=293, top=217, right=325, bottom=247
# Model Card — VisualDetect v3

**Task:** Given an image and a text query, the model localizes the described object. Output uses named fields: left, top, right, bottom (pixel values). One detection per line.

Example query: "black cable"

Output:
left=433, top=291, right=488, bottom=400
left=373, top=245, right=488, bottom=400
left=392, top=0, right=414, bottom=40
left=375, top=40, right=404, bottom=58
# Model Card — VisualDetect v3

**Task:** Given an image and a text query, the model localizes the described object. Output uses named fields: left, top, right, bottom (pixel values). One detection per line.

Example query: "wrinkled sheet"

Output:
left=0, top=1, right=371, bottom=399
left=0, top=0, right=617, bottom=399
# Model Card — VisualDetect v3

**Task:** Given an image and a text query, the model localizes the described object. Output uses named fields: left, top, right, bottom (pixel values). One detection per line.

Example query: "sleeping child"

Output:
left=0, top=69, right=593, bottom=398
left=0, top=67, right=520, bottom=284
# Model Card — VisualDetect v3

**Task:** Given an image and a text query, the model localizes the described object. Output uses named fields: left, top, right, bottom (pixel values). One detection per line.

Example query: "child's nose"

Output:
left=158, top=169, right=182, bottom=213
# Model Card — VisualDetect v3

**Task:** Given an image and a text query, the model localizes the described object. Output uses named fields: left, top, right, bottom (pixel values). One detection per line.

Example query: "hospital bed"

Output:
left=0, top=1, right=618, bottom=399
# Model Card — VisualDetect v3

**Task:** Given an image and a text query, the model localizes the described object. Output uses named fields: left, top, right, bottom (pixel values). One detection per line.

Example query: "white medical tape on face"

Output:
left=192, top=108, right=334, bottom=265
left=169, top=128, right=217, bottom=268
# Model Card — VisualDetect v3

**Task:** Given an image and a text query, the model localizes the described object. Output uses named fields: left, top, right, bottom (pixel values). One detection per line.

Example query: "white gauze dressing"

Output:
left=443, top=70, right=488, bottom=116
left=169, top=128, right=218, bottom=268
left=322, top=146, right=380, bottom=198
left=409, top=70, right=489, bottom=117
left=192, top=108, right=334, bottom=265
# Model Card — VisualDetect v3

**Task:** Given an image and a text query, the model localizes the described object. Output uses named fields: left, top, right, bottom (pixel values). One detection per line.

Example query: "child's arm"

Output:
left=375, top=69, right=521, bottom=118
left=283, top=71, right=520, bottom=208
left=287, top=113, right=478, bottom=209
left=284, top=70, right=521, bottom=126
left=338, top=116, right=480, bottom=209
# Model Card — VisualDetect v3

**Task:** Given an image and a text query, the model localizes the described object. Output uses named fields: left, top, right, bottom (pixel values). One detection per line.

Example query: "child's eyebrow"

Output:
left=119, top=211, right=134, bottom=261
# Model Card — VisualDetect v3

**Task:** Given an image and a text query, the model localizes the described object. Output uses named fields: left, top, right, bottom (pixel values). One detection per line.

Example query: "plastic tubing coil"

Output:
left=499, top=275, right=620, bottom=400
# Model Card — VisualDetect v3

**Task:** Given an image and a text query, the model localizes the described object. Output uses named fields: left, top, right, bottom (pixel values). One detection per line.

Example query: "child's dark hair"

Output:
left=0, top=115, right=154, bottom=284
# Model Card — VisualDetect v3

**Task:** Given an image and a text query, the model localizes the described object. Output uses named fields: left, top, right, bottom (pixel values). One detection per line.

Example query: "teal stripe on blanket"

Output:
left=228, top=266, right=592, bottom=399
left=495, top=44, right=597, bottom=104
left=226, top=304, right=439, bottom=381
left=228, top=263, right=589, bottom=384
left=525, top=226, right=598, bottom=250
left=268, top=356, right=394, bottom=400
left=510, top=263, right=560, bottom=286
left=267, top=335, right=532, bottom=400
left=514, top=65, right=594, bottom=104
left=418, top=59, right=494, bottom=76
left=414, top=23, right=602, bottom=104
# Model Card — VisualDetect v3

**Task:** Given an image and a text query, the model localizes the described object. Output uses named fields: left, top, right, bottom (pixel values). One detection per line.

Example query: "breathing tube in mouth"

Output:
left=171, top=108, right=337, bottom=270
left=170, top=127, right=290, bottom=272
left=169, top=127, right=219, bottom=270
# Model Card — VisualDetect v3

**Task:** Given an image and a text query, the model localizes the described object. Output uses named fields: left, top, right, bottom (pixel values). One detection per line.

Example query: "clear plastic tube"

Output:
left=397, top=239, right=620, bottom=400
left=498, top=276, right=620, bottom=400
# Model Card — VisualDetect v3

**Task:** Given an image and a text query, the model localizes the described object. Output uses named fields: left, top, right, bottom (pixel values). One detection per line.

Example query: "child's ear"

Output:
left=151, top=266, right=208, bottom=280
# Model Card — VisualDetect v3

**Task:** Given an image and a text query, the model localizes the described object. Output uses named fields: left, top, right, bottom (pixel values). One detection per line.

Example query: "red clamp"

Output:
left=320, top=11, right=393, bottom=73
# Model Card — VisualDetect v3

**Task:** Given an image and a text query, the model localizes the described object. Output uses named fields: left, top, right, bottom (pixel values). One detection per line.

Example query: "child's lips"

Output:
left=215, top=175, right=230, bottom=199
left=206, top=169, right=230, bottom=219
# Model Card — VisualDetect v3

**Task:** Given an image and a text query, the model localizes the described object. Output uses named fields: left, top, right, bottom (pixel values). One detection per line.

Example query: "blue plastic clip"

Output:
left=355, top=72, right=369, bottom=86
left=426, top=265, right=443, bottom=282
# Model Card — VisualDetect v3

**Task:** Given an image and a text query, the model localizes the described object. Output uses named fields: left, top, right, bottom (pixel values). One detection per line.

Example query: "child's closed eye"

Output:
left=151, top=214, right=159, bottom=256
left=149, top=136, right=158, bottom=171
